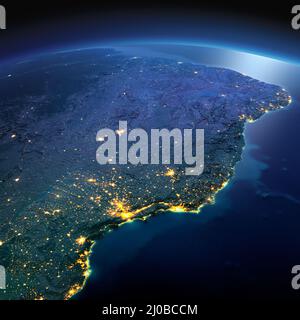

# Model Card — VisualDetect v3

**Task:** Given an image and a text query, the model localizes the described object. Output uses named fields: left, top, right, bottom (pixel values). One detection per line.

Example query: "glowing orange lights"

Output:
left=75, top=236, right=86, bottom=246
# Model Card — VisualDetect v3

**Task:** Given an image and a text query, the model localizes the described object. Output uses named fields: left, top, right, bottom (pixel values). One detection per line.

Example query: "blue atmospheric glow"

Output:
left=3, top=38, right=300, bottom=69
left=74, top=39, right=300, bottom=66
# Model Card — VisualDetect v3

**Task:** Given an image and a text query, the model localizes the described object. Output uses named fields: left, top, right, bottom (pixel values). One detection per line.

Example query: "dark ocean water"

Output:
left=77, top=44, right=300, bottom=302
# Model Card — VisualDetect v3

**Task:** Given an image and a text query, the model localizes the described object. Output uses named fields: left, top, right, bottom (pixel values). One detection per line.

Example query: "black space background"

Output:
left=0, top=0, right=295, bottom=26
left=0, top=0, right=300, bottom=60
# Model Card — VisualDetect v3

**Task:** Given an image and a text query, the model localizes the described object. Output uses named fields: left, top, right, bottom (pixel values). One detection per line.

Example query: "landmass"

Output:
left=0, top=49, right=291, bottom=299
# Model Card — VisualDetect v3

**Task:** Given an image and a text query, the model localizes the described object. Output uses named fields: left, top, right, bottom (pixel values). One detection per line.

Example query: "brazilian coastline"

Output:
left=68, top=92, right=292, bottom=300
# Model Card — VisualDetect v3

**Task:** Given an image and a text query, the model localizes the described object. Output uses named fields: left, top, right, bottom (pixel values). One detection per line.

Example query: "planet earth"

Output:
left=0, top=45, right=292, bottom=300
